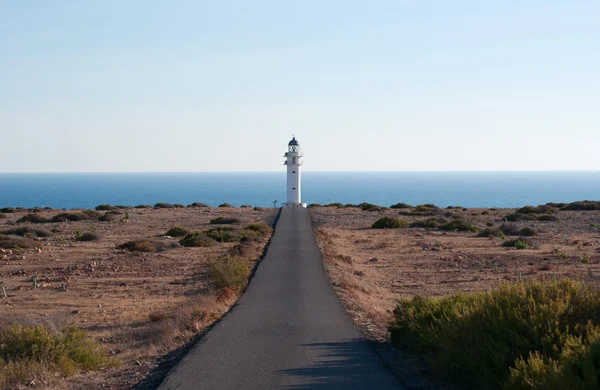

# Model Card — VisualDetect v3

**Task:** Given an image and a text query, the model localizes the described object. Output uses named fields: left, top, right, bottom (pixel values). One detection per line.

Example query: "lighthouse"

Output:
left=283, top=136, right=307, bottom=208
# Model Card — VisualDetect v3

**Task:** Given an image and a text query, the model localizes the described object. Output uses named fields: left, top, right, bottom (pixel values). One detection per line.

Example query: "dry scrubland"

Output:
left=0, top=204, right=276, bottom=389
left=311, top=201, right=600, bottom=389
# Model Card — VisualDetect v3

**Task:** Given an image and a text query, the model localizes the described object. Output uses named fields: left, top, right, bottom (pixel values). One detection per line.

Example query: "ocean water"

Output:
left=0, top=172, right=599, bottom=210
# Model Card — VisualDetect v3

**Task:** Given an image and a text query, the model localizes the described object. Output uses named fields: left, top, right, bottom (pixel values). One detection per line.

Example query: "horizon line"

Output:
left=1, top=170, right=600, bottom=174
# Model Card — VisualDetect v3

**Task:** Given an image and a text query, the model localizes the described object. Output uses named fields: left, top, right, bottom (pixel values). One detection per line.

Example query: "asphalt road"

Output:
left=159, top=207, right=404, bottom=389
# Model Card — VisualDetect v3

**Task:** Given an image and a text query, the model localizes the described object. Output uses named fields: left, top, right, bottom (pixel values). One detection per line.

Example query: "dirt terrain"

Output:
left=310, top=206, right=600, bottom=343
left=0, top=206, right=276, bottom=389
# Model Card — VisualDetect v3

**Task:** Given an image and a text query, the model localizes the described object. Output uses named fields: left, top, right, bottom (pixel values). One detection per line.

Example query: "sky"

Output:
left=1, top=1, right=599, bottom=172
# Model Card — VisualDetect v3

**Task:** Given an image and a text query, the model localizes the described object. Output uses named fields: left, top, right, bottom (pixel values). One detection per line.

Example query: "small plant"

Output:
left=518, top=227, right=537, bottom=236
left=210, top=256, right=250, bottom=290
left=118, top=240, right=156, bottom=252
left=504, top=213, right=537, bottom=222
left=486, top=221, right=494, bottom=227
left=556, top=251, right=571, bottom=260
left=95, top=204, right=118, bottom=211
left=0, top=213, right=6, bottom=219
left=74, top=229, right=82, bottom=240
left=77, top=232, right=99, bottom=242
left=410, top=217, right=447, bottom=229
left=390, top=202, right=413, bottom=209
left=154, top=202, right=174, bottom=209
left=503, top=239, right=529, bottom=249
left=0, top=207, right=15, bottom=213
left=187, top=202, right=208, bottom=208
left=166, top=226, right=188, bottom=237
left=372, top=217, right=408, bottom=229
left=590, top=223, right=600, bottom=231
left=580, top=254, right=591, bottom=264
left=179, top=232, right=214, bottom=247
left=477, top=227, right=506, bottom=239
left=245, top=223, right=272, bottom=235
left=2, top=227, right=51, bottom=237
left=439, top=219, right=477, bottom=232
left=123, top=210, right=130, bottom=220
left=218, top=203, right=233, bottom=208
left=209, top=217, right=241, bottom=225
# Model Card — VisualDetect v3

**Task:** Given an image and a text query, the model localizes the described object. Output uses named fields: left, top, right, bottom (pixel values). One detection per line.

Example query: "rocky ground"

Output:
left=0, top=205, right=276, bottom=389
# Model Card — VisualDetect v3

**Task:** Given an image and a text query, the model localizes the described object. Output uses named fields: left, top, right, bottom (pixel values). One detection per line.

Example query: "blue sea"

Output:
left=0, top=172, right=599, bottom=209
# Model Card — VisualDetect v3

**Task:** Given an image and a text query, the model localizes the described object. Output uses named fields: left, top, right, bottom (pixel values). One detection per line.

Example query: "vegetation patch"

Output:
left=179, top=232, right=214, bottom=247
left=50, top=210, right=101, bottom=223
left=390, top=203, right=413, bottom=209
left=560, top=200, right=600, bottom=211
left=0, top=324, right=116, bottom=388
left=245, top=223, right=273, bottom=235
left=76, top=232, right=99, bottom=242
left=410, top=217, right=448, bottom=229
left=16, top=214, right=49, bottom=224
left=0, top=213, right=6, bottom=219
left=504, top=213, right=538, bottom=222
left=503, top=239, right=531, bottom=249
left=118, top=240, right=156, bottom=253
left=134, top=204, right=151, bottom=209
left=359, top=202, right=385, bottom=212
left=209, top=256, right=250, bottom=290
left=98, top=210, right=123, bottom=222
left=154, top=202, right=174, bottom=209
left=372, top=217, right=408, bottom=229
left=0, top=234, right=36, bottom=249
left=209, top=217, right=241, bottom=225
left=516, top=205, right=559, bottom=215
left=187, top=202, right=208, bottom=208
left=95, top=204, right=118, bottom=211
left=165, top=226, right=188, bottom=237
left=439, top=219, right=477, bottom=232
left=218, top=203, right=233, bottom=208
left=0, top=207, right=15, bottom=213
left=389, top=278, right=600, bottom=389
left=1, top=226, right=51, bottom=238
left=477, top=227, right=506, bottom=239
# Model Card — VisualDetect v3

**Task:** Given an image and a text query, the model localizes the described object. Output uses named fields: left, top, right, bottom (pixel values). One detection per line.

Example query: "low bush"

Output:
left=118, top=240, right=156, bottom=252
left=98, top=210, right=122, bottom=222
left=134, top=204, right=151, bottom=209
left=0, top=324, right=116, bottom=388
left=414, top=204, right=440, bottom=214
left=16, top=214, right=49, bottom=224
left=253, top=206, right=264, bottom=211
left=324, top=203, right=344, bottom=208
left=209, top=256, right=250, bottom=290
left=560, top=200, right=600, bottom=211
left=359, top=202, right=385, bottom=212
left=166, top=227, right=188, bottom=237
left=1, top=226, right=51, bottom=237
left=0, top=207, right=15, bottom=213
left=504, top=213, right=538, bottom=222
left=389, top=278, right=600, bottom=389
left=537, top=214, right=558, bottom=221
left=307, top=203, right=322, bottom=208
left=486, top=221, right=494, bottom=227
left=519, top=227, right=537, bottom=236
left=50, top=210, right=101, bottom=223
left=516, top=205, right=559, bottom=215
left=187, top=202, right=208, bottom=208
left=439, top=219, right=477, bottom=232
left=0, top=234, right=36, bottom=249
left=154, top=202, right=174, bottom=209
left=390, top=203, right=413, bottom=209
left=205, top=227, right=243, bottom=243
left=209, top=217, right=241, bottom=225
left=372, top=217, right=408, bottom=229
left=240, top=204, right=252, bottom=208
left=173, top=204, right=185, bottom=208
left=95, top=204, right=118, bottom=211
left=77, top=232, right=99, bottom=242
left=503, top=239, right=531, bottom=249
left=218, top=203, right=233, bottom=208
left=179, top=232, right=214, bottom=247
left=477, top=227, right=506, bottom=239
left=410, top=217, right=447, bottom=229
left=499, top=222, right=520, bottom=235
left=0, top=213, right=6, bottom=219
left=245, top=223, right=273, bottom=235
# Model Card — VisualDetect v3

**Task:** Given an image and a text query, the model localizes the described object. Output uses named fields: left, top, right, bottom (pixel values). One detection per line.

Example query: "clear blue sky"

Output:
left=1, top=1, right=598, bottom=172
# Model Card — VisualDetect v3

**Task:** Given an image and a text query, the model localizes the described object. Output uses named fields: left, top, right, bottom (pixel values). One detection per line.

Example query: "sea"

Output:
left=0, top=172, right=599, bottom=210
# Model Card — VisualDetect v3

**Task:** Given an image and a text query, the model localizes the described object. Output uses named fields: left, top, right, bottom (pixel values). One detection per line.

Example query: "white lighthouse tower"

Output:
left=283, top=136, right=307, bottom=208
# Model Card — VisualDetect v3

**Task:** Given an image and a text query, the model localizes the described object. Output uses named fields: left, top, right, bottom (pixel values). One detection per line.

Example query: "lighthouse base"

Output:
left=282, top=202, right=307, bottom=208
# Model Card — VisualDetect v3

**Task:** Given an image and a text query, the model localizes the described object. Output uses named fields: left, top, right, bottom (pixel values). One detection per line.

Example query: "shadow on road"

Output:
left=279, top=340, right=402, bottom=389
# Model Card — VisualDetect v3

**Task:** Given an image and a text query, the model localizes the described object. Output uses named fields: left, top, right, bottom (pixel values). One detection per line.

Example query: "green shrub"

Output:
left=173, top=204, right=185, bottom=208
left=504, top=213, right=538, bottom=222
left=240, top=204, right=252, bottom=208
left=359, top=202, right=385, bottom=212
left=439, top=219, right=477, bottom=232
left=187, top=202, right=208, bottom=208
left=0, top=234, right=36, bottom=249
left=537, top=214, right=559, bottom=221
left=390, top=202, right=413, bottom=209
left=245, top=223, right=273, bottom=235
left=414, top=204, right=440, bottom=214
left=118, top=240, right=156, bottom=252
left=477, top=227, right=506, bottom=239
left=410, top=217, right=447, bottom=229
left=519, top=227, right=537, bottom=236
left=253, top=206, right=264, bottom=211
left=307, top=203, right=322, bottom=208
left=503, top=239, right=530, bottom=249
left=16, top=214, right=49, bottom=224
left=0, top=207, right=15, bottom=213
left=179, top=232, right=214, bottom=247
left=209, top=256, right=250, bottom=290
left=166, top=226, right=188, bottom=237
left=98, top=210, right=122, bottom=222
left=324, top=202, right=344, bottom=208
left=561, top=201, right=600, bottom=211
left=517, top=205, right=559, bottom=214
left=2, top=226, right=51, bottom=237
left=50, top=210, right=101, bottom=223
left=209, top=217, right=241, bottom=225
left=389, top=278, right=600, bottom=389
left=486, top=221, right=494, bottom=227
left=154, top=202, right=174, bottom=209
left=218, top=203, right=233, bottom=208
left=0, top=324, right=116, bottom=388
left=134, top=204, right=151, bottom=209
left=95, top=204, right=118, bottom=211
left=77, top=232, right=99, bottom=242
left=372, top=217, right=408, bottom=229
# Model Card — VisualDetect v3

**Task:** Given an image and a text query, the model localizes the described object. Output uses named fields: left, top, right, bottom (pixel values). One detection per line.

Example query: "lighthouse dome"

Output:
left=288, top=137, right=299, bottom=146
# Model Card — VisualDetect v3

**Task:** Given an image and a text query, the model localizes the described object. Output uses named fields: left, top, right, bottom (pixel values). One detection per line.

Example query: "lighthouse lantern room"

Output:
left=283, top=136, right=307, bottom=208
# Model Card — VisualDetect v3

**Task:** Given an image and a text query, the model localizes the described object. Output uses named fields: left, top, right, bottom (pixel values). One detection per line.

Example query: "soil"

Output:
left=0, top=206, right=276, bottom=389
left=310, top=205, right=600, bottom=389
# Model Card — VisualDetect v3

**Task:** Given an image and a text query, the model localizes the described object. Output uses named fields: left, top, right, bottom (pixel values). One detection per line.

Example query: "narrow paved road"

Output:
left=159, top=207, right=404, bottom=389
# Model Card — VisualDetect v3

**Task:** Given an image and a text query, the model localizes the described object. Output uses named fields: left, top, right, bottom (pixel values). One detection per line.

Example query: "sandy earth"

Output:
left=310, top=205, right=600, bottom=347
left=0, top=206, right=276, bottom=389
